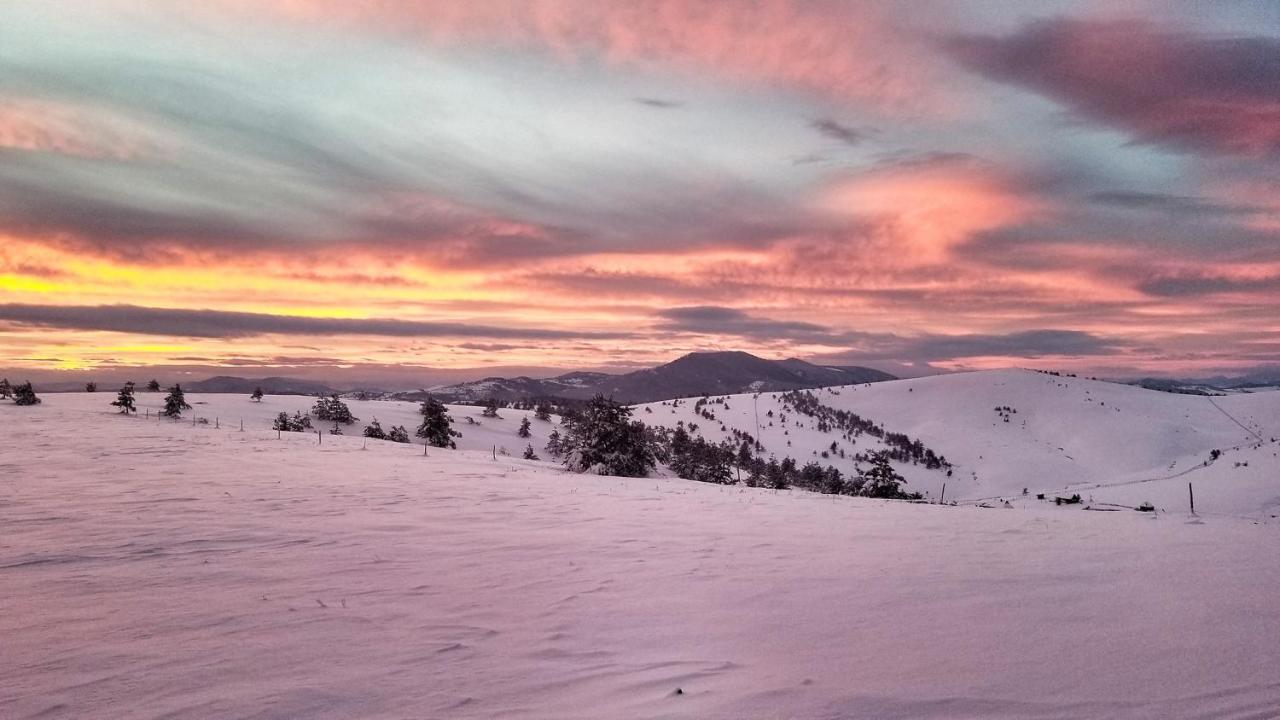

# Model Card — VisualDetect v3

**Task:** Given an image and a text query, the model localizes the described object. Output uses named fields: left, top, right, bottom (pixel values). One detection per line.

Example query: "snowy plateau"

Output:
left=3, top=369, right=1280, bottom=719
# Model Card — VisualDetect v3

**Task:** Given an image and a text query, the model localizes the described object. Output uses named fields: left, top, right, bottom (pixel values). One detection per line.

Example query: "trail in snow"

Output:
left=1208, top=396, right=1264, bottom=442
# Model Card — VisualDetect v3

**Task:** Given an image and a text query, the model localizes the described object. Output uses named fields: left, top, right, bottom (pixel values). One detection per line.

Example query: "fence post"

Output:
left=939, top=483, right=946, bottom=504
left=317, top=430, right=322, bottom=445
left=1189, top=482, right=1195, bottom=515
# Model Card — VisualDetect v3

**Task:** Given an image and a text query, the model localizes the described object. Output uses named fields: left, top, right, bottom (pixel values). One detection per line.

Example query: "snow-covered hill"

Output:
left=3, top=393, right=1279, bottom=719
left=71, top=391, right=562, bottom=460
left=637, top=369, right=1280, bottom=518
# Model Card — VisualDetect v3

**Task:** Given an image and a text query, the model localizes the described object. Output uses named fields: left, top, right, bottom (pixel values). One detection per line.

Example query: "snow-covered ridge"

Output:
left=637, top=368, right=1280, bottom=518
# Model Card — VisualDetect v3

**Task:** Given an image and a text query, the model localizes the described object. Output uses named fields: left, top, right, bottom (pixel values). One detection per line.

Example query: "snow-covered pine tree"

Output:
left=560, top=394, right=654, bottom=477
left=545, top=429, right=564, bottom=457
left=13, top=381, right=40, bottom=406
left=111, top=382, right=137, bottom=414
left=363, top=419, right=387, bottom=440
left=251, top=387, right=264, bottom=402
left=517, top=417, right=532, bottom=438
left=160, top=384, right=191, bottom=418
left=861, top=451, right=911, bottom=499
left=417, top=397, right=460, bottom=448
left=523, top=444, right=538, bottom=460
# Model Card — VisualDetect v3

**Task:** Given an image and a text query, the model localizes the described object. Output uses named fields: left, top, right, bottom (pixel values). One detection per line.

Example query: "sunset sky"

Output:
left=2, top=1, right=1278, bottom=383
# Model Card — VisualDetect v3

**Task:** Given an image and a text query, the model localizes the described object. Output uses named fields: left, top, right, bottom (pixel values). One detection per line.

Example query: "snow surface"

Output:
left=72, top=391, right=562, bottom=460
left=636, top=369, right=1280, bottom=518
left=3, top=383, right=1280, bottom=718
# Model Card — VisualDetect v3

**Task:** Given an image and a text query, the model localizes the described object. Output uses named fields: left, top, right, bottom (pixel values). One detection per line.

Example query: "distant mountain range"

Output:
left=185, top=376, right=338, bottom=396
left=403, top=351, right=896, bottom=404
left=118, top=352, right=893, bottom=403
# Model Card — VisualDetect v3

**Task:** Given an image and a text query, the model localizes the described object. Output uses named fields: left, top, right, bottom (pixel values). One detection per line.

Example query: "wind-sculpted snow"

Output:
left=2, top=385, right=1280, bottom=718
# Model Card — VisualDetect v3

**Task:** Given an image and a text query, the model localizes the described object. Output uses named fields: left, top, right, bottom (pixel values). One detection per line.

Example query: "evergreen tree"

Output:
left=523, top=444, right=538, bottom=460
left=534, top=401, right=553, bottom=421
left=363, top=419, right=387, bottom=440
left=517, top=417, right=532, bottom=438
left=387, top=425, right=411, bottom=443
left=0, top=378, right=11, bottom=399
left=251, top=387, right=264, bottom=402
left=111, top=382, right=136, bottom=414
left=417, top=397, right=460, bottom=448
left=861, top=452, right=911, bottom=499
left=13, top=381, right=40, bottom=406
left=561, top=395, right=654, bottom=477
left=312, top=394, right=356, bottom=424
left=545, top=429, right=564, bottom=457
left=669, top=425, right=694, bottom=478
left=85, top=382, right=97, bottom=392
left=273, top=412, right=292, bottom=432
left=160, top=384, right=191, bottom=418
left=146, top=379, right=161, bottom=392
left=481, top=397, right=501, bottom=418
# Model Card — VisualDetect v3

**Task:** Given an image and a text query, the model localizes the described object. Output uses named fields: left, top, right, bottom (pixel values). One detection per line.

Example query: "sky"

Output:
left=1, top=0, right=1278, bottom=384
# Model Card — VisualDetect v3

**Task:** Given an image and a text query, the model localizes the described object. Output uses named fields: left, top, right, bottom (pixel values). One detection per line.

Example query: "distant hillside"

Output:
left=421, top=351, right=895, bottom=404
left=185, top=376, right=336, bottom=396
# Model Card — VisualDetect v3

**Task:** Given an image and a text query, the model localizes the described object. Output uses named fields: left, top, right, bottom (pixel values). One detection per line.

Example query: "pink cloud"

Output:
left=216, top=0, right=954, bottom=113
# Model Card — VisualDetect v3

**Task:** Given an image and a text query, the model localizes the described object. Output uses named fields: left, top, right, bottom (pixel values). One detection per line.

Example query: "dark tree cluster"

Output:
left=273, top=411, right=313, bottom=432
left=312, top=394, right=357, bottom=424
left=668, top=425, right=735, bottom=484
left=362, top=418, right=411, bottom=443
left=559, top=395, right=654, bottom=477
left=481, top=398, right=501, bottom=418
left=8, top=380, right=40, bottom=406
left=534, top=402, right=553, bottom=421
